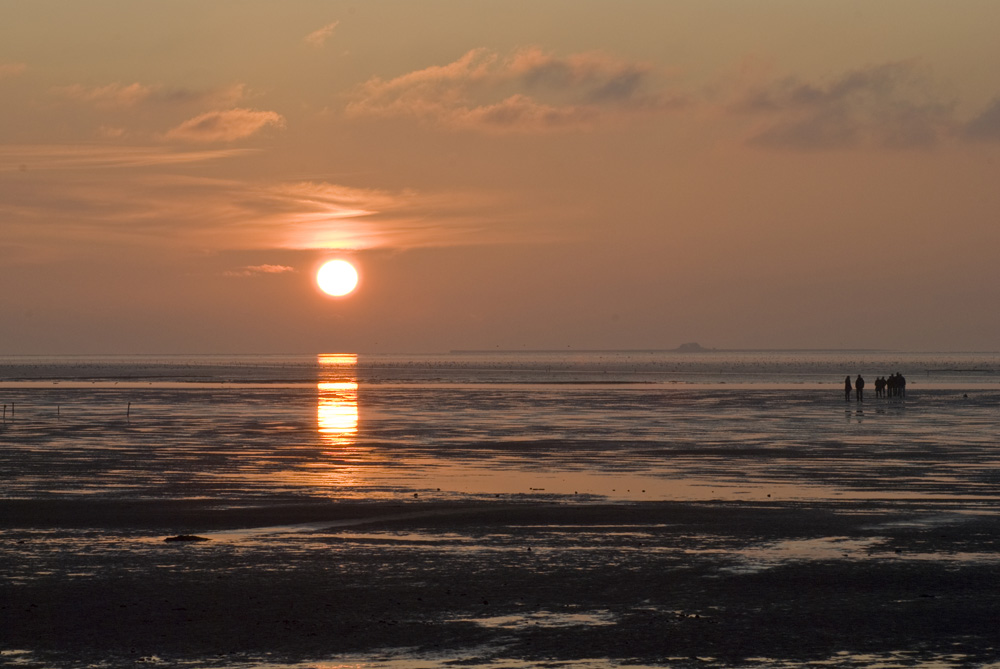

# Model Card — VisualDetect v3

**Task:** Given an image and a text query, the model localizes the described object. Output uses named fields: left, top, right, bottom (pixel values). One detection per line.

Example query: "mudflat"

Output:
left=4, top=498, right=1000, bottom=668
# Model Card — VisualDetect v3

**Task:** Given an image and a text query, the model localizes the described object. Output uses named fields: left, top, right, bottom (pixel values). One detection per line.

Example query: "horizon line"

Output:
left=449, top=347, right=895, bottom=354
left=3, top=348, right=999, bottom=357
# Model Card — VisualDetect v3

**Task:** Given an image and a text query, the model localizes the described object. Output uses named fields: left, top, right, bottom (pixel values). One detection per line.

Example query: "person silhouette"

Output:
left=845, top=375, right=852, bottom=401
left=855, top=374, right=865, bottom=402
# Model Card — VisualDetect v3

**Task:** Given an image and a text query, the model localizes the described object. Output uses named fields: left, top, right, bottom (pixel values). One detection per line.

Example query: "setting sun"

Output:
left=316, top=259, right=358, bottom=297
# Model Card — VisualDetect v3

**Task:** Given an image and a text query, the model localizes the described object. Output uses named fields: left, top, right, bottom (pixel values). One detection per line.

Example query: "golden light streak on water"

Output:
left=316, top=353, right=359, bottom=447
left=313, top=354, right=363, bottom=489
left=317, top=381, right=358, bottom=444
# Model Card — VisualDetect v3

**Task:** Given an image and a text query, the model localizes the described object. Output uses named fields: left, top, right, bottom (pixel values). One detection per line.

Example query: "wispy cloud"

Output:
left=224, top=264, right=296, bottom=277
left=255, top=181, right=521, bottom=250
left=304, top=21, right=339, bottom=48
left=446, top=94, right=599, bottom=132
left=0, top=144, right=254, bottom=170
left=53, top=81, right=250, bottom=110
left=96, top=126, right=128, bottom=139
left=54, top=82, right=154, bottom=108
left=0, top=62, right=27, bottom=79
left=163, top=108, right=286, bottom=143
left=510, top=47, right=654, bottom=104
left=346, top=47, right=684, bottom=133
left=47, top=81, right=261, bottom=143
left=729, top=61, right=954, bottom=150
left=962, top=96, right=1000, bottom=141
left=0, top=148, right=528, bottom=255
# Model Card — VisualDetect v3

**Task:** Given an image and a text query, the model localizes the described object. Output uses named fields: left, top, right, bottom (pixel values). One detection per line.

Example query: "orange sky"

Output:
left=2, top=1, right=999, bottom=353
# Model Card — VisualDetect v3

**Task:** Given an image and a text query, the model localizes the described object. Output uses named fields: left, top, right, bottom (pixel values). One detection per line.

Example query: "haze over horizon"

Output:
left=3, top=1, right=999, bottom=355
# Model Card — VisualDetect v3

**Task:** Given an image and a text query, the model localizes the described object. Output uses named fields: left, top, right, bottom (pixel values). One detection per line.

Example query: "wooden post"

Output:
left=127, top=402, right=131, bottom=419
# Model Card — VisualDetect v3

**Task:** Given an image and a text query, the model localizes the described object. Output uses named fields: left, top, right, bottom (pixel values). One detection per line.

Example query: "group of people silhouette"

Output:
left=845, top=373, right=906, bottom=401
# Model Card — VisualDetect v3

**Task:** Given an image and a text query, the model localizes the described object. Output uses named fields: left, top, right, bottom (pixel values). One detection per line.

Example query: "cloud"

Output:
left=254, top=181, right=529, bottom=250
left=0, top=154, right=529, bottom=256
left=346, top=47, right=683, bottom=133
left=53, top=81, right=250, bottom=110
left=304, top=21, right=339, bottom=48
left=0, top=144, right=254, bottom=170
left=963, top=97, right=1000, bottom=141
left=96, top=125, right=128, bottom=139
left=0, top=62, right=27, bottom=79
left=508, top=47, right=653, bottom=104
left=163, top=108, right=286, bottom=143
left=205, top=83, right=252, bottom=109
left=224, top=264, right=296, bottom=277
left=55, top=82, right=153, bottom=108
left=731, top=62, right=954, bottom=150
left=447, top=94, right=598, bottom=131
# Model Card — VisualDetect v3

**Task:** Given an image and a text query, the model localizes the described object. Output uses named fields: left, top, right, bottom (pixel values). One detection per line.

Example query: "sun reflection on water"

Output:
left=316, top=354, right=358, bottom=447
left=309, top=354, right=368, bottom=491
left=317, top=381, right=358, bottom=444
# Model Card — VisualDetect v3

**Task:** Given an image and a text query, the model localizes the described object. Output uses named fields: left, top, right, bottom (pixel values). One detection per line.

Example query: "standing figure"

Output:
left=845, top=375, right=852, bottom=401
left=897, top=373, right=906, bottom=397
left=855, top=374, right=865, bottom=402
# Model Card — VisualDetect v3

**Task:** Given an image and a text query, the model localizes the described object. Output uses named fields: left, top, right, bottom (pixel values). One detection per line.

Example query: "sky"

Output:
left=2, top=0, right=1000, bottom=354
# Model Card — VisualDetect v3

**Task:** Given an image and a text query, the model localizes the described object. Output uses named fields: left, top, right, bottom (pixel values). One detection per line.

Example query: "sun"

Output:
left=316, top=259, right=359, bottom=297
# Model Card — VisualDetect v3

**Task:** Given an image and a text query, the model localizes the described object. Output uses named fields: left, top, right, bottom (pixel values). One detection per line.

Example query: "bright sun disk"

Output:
left=317, top=259, right=358, bottom=296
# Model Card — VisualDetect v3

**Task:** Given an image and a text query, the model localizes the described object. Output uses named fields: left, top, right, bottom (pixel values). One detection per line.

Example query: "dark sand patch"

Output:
left=3, top=500, right=1000, bottom=668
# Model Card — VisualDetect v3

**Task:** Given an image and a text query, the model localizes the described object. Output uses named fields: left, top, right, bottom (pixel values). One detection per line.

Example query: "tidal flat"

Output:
left=4, top=499, right=1000, bottom=668
left=3, top=353, right=1000, bottom=667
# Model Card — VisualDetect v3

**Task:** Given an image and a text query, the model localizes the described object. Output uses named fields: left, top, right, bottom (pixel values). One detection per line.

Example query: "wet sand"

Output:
left=3, top=355, right=999, bottom=667
left=4, top=498, right=1000, bottom=668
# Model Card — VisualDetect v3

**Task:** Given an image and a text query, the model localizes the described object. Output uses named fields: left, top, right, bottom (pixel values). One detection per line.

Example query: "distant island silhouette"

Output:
left=674, top=342, right=709, bottom=352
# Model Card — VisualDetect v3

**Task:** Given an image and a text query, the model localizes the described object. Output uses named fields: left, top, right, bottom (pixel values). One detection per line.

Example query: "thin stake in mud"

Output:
left=127, top=402, right=131, bottom=421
